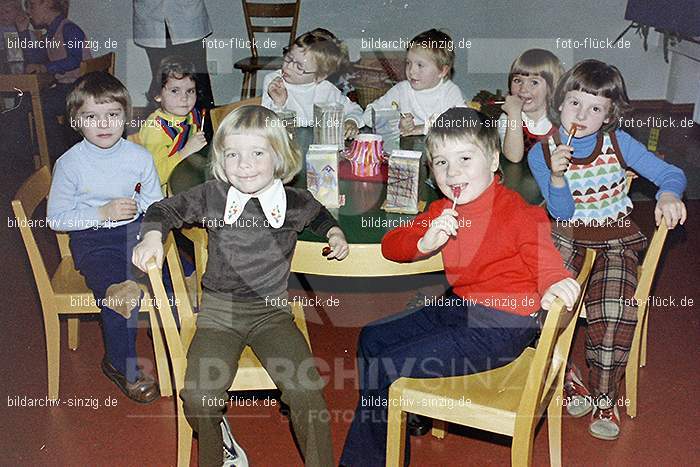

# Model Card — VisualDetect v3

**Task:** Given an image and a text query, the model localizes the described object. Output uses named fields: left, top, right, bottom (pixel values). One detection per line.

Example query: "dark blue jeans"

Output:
left=339, top=298, right=540, bottom=467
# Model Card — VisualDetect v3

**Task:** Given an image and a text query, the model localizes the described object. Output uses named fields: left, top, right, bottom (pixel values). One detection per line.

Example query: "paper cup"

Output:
left=346, top=134, right=384, bottom=177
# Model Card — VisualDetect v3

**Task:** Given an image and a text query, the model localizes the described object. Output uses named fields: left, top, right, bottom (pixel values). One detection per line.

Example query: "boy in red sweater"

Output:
left=339, top=107, right=580, bottom=467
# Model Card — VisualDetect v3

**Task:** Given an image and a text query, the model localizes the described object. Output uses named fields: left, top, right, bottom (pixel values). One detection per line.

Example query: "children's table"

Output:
left=168, top=128, right=542, bottom=277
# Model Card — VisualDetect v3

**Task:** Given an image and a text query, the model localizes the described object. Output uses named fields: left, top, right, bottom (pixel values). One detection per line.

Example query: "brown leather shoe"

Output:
left=101, top=357, right=159, bottom=404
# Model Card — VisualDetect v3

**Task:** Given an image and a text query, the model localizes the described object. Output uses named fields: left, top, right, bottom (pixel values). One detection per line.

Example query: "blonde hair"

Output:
left=508, top=49, right=564, bottom=103
left=426, top=108, right=500, bottom=165
left=210, top=105, right=302, bottom=184
left=66, top=71, right=130, bottom=133
left=287, top=28, right=349, bottom=79
left=408, top=29, right=455, bottom=77
left=549, top=59, right=631, bottom=132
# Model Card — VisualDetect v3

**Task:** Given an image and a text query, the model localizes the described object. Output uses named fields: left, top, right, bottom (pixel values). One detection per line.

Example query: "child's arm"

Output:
left=304, top=197, right=349, bottom=260
left=527, top=142, right=576, bottom=219
left=516, top=206, right=579, bottom=309
left=381, top=200, right=452, bottom=261
left=617, top=130, right=687, bottom=228
left=362, top=83, right=402, bottom=128
left=500, top=97, right=525, bottom=162
left=262, top=71, right=287, bottom=111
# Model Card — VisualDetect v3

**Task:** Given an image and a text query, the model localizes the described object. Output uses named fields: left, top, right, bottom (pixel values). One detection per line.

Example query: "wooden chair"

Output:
left=11, top=166, right=171, bottom=399
left=210, top=96, right=262, bottom=132
left=233, top=0, right=301, bottom=99
left=79, top=52, right=116, bottom=76
left=576, top=216, right=668, bottom=418
left=146, top=232, right=313, bottom=467
left=386, top=249, right=596, bottom=467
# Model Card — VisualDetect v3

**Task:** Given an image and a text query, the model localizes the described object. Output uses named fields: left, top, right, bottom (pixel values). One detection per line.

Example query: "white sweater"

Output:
left=262, top=70, right=364, bottom=128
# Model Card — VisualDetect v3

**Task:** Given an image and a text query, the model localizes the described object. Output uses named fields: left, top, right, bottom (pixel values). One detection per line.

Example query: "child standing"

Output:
left=363, top=29, right=465, bottom=136
left=262, top=28, right=364, bottom=139
left=499, top=49, right=564, bottom=162
left=528, top=59, right=687, bottom=440
left=132, top=105, right=349, bottom=467
left=339, top=108, right=579, bottom=467
left=46, top=72, right=162, bottom=403
left=138, top=56, right=207, bottom=193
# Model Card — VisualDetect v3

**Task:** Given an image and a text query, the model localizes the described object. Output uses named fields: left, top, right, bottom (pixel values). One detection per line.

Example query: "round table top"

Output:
left=168, top=128, right=542, bottom=276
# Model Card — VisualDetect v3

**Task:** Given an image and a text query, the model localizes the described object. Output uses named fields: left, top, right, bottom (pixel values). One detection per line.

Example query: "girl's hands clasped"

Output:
left=417, top=208, right=459, bottom=253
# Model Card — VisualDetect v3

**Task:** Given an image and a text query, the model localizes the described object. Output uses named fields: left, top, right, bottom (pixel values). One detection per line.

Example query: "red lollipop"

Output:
left=132, top=182, right=141, bottom=199
left=322, top=246, right=332, bottom=257
left=451, top=185, right=462, bottom=209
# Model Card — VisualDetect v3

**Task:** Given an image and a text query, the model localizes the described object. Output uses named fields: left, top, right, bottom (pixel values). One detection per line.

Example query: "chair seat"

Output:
left=392, top=347, right=538, bottom=437
left=230, top=346, right=277, bottom=391
left=234, top=55, right=284, bottom=72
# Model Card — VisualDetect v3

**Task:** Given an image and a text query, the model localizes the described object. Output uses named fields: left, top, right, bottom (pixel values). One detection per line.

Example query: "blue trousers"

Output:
left=339, top=298, right=540, bottom=467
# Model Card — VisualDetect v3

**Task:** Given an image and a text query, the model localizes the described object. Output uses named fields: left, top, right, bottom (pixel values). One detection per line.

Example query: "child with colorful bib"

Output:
left=528, top=59, right=687, bottom=440
left=138, top=56, right=207, bottom=193
left=363, top=29, right=465, bottom=136
left=262, top=28, right=364, bottom=139
left=47, top=72, right=162, bottom=403
left=498, top=48, right=564, bottom=162
left=339, top=108, right=579, bottom=467
left=133, top=105, right=348, bottom=467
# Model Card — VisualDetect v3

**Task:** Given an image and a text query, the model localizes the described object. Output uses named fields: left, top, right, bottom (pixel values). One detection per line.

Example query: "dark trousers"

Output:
left=339, top=299, right=540, bottom=467
left=69, top=219, right=145, bottom=382
left=181, top=291, right=333, bottom=467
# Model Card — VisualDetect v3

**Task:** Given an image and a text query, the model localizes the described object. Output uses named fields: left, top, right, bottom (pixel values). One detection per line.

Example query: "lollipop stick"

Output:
left=566, top=123, right=578, bottom=146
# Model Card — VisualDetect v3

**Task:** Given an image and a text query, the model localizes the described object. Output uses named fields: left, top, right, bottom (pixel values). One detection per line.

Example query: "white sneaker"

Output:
left=221, top=417, right=249, bottom=467
left=588, top=396, right=621, bottom=441
left=563, top=367, right=593, bottom=418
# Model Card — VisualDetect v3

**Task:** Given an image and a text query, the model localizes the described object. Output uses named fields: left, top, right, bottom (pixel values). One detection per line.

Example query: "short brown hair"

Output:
left=210, top=105, right=301, bottom=184
left=66, top=71, right=130, bottom=132
left=508, top=48, right=564, bottom=104
left=408, top=29, right=455, bottom=77
left=426, top=107, right=500, bottom=165
left=286, top=28, right=349, bottom=79
left=549, top=59, right=631, bottom=132
left=150, top=55, right=196, bottom=101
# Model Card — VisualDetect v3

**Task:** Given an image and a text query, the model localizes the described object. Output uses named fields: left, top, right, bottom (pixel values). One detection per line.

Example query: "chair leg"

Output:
left=511, top=432, right=535, bottom=467
left=45, top=314, right=60, bottom=400
left=240, top=72, right=251, bottom=100
left=431, top=419, right=447, bottom=439
left=177, top=394, right=194, bottom=467
left=67, top=318, right=79, bottom=350
left=625, top=334, right=641, bottom=418
left=547, top=388, right=563, bottom=467
left=149, top=308, right=172, bottom=397
left=640, top=309, right=649, bottom=367
left=248, top=71, right=258, bottom=98
left=386, top=405, right=407, bottom=467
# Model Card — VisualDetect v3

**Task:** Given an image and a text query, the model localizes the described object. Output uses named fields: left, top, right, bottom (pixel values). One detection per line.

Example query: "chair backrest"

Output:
left=241, top=0, right=300, bottom=57
left=513, top=248, right=596, bottom=437
left=635, top=219, right=669, bottom=314
left=11, top=166, right=62, bottom=314
left=79, top=52, right=116, bottom=76
left=210, top=96, right=262, bottom=133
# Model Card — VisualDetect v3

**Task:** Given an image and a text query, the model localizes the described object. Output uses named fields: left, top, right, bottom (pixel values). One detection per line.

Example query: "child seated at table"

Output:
left=528, top=59, right=686, bottom=441
left=46, top=71, right=162, bottom=403
left=138, top=56, right=207, bottom=194
left=363, top=29, right=465, bottom=136
left=499, top=48, right=564, bottom=162
left=16, top=0, right=91, bottom=157
left=262, top=27, right=363, bottom=139
left=132, top=105, right=349, bottom=467
left=339, top=107, right=580, bottom=467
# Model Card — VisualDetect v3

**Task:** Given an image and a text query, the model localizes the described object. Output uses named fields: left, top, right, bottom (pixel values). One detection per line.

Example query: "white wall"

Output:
left=69, top=0, right=691, bottom=107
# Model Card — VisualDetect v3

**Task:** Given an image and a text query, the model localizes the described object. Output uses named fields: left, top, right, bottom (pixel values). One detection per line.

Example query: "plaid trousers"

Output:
left=552, top=231, right=647, bottom=399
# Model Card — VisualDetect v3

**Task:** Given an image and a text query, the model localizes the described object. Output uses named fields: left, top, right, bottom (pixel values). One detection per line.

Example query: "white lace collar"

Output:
left=223, top=179, right=286, bottom=228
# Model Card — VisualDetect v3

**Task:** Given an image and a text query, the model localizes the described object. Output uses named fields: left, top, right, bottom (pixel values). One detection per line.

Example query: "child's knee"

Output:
left=180, top=388, right=228, bottom=418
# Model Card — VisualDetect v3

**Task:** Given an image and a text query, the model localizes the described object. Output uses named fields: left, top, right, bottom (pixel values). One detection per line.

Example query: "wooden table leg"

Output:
left=30, top=90, right=50, bottom=169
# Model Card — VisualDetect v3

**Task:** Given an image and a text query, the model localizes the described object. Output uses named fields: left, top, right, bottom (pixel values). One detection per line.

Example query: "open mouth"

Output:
left=450, top=183, right=468, bottom=197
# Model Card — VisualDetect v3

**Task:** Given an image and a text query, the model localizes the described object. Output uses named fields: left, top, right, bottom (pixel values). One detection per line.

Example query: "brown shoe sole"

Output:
left=101, top=357, right=159, bottom=404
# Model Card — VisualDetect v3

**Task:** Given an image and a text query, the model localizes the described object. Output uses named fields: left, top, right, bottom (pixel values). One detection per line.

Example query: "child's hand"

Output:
left=502, top=95, right=524, bottom=117
left=182, top=131, right=207, bottom=157
left=550, top=144, right=574, bottom=178
left=99, top=198, right=138, bottom=222
left=655, top=192, right=687, bottom=229
left=132, top=231, right=164, bottom=272
left=418, top=208, right=458, bottom=253
left=25, top=64, right=47, bottom=74
left=344, top=120, right=359, bottom=139
left=325, top=226, right=349, bottom=260
left=399, top=113, right=416, bottom=136
left=541, top=277, right=580, bottom=311
left=268, top=77, right=288, bottom=107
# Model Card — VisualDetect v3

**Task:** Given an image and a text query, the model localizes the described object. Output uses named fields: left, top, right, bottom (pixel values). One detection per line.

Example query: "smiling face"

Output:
left=75, top=97, right=125, bottom=149
left=222, top=133, right=277, bottom=195
left=155, top=75, right=197, bottom=117
left=405, top=47, right=448, bottom=91
left=281, top=45, right=321, bottom=85
left=431, top=139, right=499, bottom=205
left=558, top=90, right=612, bottom=138
left=510, top=74, right=548, bottom=118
